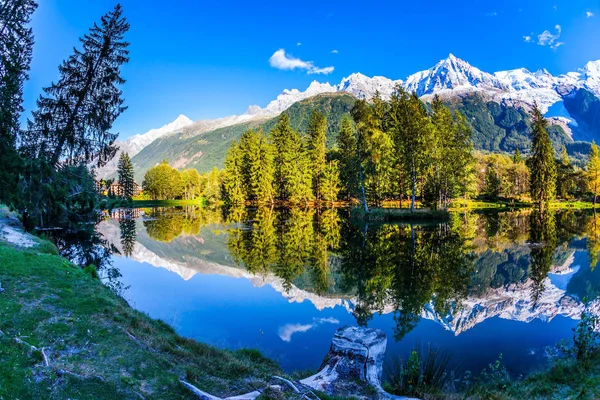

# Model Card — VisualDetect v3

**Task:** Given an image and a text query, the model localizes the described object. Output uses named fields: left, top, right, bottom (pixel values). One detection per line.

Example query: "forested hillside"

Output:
left=131, top=92, right=592, bottom=181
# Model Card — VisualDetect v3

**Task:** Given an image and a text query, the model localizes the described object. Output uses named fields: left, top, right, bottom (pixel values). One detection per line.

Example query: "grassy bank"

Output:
left=0, top=240, right=281, bottom=399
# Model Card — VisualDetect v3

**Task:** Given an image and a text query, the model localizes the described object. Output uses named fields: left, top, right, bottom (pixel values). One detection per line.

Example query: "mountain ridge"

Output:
left=98, top=55, right=600, bottom=179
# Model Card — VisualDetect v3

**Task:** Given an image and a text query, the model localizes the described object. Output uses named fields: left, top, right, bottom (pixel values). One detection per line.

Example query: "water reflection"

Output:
left=97, top=206, right=600, bottom=339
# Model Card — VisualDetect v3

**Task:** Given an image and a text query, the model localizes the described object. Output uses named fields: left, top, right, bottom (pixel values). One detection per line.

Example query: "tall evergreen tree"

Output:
left=587, top=141, right=600, bottom=206
left=528, top=103, right=556, bottom=209
left=390, top=89, right=433, bottom=211
left=513, top=148, right=523, bottom=164
left=336, top=116, right=359, bottom=201
left=306, top=110, right=327, bottom=202
left=239, top=129, right=275, bottom=203
left=321, top=160, right=341, bottom=204
left=270, top=113, right=312, bottom=203
left=1, top=0, right=36, bottom=143
left=557, top=145, right=574, bottom=199
left=117, top=151, right=134, bottom=199
left=0, top=0, right=37, bottom=206
left=22, top=4, right=130, bottom=167
left=222, top=140, right=245, bottom=205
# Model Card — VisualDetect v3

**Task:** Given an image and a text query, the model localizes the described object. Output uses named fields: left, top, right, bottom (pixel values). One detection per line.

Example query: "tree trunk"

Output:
left=411, top=162, right=416, bottom=213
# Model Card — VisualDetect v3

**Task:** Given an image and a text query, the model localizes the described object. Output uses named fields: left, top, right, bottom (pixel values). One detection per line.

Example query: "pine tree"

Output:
left=270, top=113, right=312, bottom=203
left=0, top=0, right=37, bottom=206
left=1, top=0, right=36, bottom=143
left=222, top=140, right=245, bottom=205
left=321, top=160, right=341, bottom=204
left=22, top=4, right=130, bottom=167
left=557, top=145, right=574, bottom=199
left=389, top=89, right=434, bottom=211
left=307, top=110, right=327, bottom=202
left=587, top=142, right=600, bottom=206
left=336, top=116, right=359, bottom=201
left=239, top=129, right=275, bottom=203
left=117, top=152, right=134, bottom=199
left=513, top=148, right=523, bottom=164
left=528, top=103, right=556, bottom=209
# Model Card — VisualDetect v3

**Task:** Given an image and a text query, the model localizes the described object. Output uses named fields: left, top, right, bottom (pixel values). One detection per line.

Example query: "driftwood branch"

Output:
left=14, top=337, right=37, bottom=351
left=41, top=347, right=50, bottom=367
left=179, top=379, right=222, bottom=400
left=272, top=376, right=300, bottom=393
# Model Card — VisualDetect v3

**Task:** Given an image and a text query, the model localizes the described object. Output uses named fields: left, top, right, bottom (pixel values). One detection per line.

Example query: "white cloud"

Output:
left=525, top=25, right=563, bottom=49
left=331, top=49, right=339, bottom=54
left=269, top=49, right=334, bottom=75
left=587, top=11, right=595, bottom=18
left=487, top=11, right=498, bottom=16
left=308, top=66, right=334, bottom=75
left=297, top=42, right=302, bottom=46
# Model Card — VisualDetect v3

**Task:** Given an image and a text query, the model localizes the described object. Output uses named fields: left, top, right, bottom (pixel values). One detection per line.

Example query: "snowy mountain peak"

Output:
left=337, top=73, right=401, bottom=99
left=126, top=114, right=194, bottom=151
left=581, top=60, right=600, bottom=76
left=405, top=54, right=507, bottom=96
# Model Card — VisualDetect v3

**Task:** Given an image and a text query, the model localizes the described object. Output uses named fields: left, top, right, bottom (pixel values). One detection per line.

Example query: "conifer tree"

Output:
left=513, top=148, right=523, bottom=164
left=223, top=140, right=245, bottom=205
left=321, top=160, right=341, bottom=204
left=0, top=0, right=37, bottom=205
left=389, top=90, right=433, bottom=211
left=557, top=145, right=574, bottom=199
left=239, top=129, right=275, bottom=203
left=1, top=0, right=36, bottom=143
left=587, top=142, right=600, bottom=206
left=117, top=152, right=134, bottom=199
left=528, top=103, right=556, bottom=208
left=307, top=110, right=327, bottom=202
left=336, top=116, right=359, bottom=201
left=22, top=4, right=130, bottom=167
left=270, top=113, right=312, bottom=203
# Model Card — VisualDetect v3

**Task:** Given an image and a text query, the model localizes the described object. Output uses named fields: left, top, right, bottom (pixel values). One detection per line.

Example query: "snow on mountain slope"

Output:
left=95, top=115, right=193, bottom=179
left=126, top=114, right=193, bottom=155
left=405, top=53, right=508, bottom=96
left=105, top=54, right=600, bottom=178
left=337, top=73, right=401, bottom=99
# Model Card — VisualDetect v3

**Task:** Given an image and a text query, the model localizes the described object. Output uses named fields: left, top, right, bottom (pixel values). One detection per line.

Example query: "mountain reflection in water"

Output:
left=94, top=206, right=600, bottom=374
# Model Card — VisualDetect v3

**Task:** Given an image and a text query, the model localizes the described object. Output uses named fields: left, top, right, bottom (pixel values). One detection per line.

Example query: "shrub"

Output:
left=384, top=344, right=452, bottom=397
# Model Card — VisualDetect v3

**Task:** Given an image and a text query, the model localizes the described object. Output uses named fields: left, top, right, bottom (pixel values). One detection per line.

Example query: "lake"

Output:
left=92, top=206, right=600, bottom=378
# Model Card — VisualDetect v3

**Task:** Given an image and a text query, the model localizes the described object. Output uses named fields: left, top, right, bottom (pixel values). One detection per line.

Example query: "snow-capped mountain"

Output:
left=404, top=53, right=508, bottom=96
left=126, top=114, right=194, bottom=156
left=95, top=115, right=194, bottom=179
left=102, top=54, right=600, bottom=180
left=243, top=54, right=600, bottom=116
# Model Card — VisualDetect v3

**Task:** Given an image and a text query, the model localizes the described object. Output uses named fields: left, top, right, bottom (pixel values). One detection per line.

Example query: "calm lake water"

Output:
left=90, top=206, right=600, bottom=377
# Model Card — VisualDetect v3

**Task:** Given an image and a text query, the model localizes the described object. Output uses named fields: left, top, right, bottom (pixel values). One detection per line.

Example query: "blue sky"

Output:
left=24, top=0, right=600, bottom=139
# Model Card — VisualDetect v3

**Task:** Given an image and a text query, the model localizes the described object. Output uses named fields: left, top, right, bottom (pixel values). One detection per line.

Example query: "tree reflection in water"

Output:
left=106, top=206, right=600, bottom=340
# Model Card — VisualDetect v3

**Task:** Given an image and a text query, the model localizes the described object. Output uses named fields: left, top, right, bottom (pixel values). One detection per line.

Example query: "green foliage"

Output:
left=529, top=103, right=557, bottom=206
left=0, top=0, right=36, bottom=145
left=572, top=307, right=600, bottom=369
left=222, top=140, right=245, bottom=205
left=142, top=160, right=183, bottom=200
left=307, top=110, right=328, bottom=201
left=385, top=344, right=452, bottom=397
left=117, top=152, right=135, bottom=199
left=335, top=116, right=359, bottom=200
left=587, top=142, right=600, bottom=205
left=20, top=5, right=129, bottom=168
left=0, top=242, right=281, bottom=398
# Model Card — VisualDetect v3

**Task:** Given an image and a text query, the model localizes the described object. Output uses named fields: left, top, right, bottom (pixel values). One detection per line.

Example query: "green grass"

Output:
left=0, top=242, right=281, bottom=399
